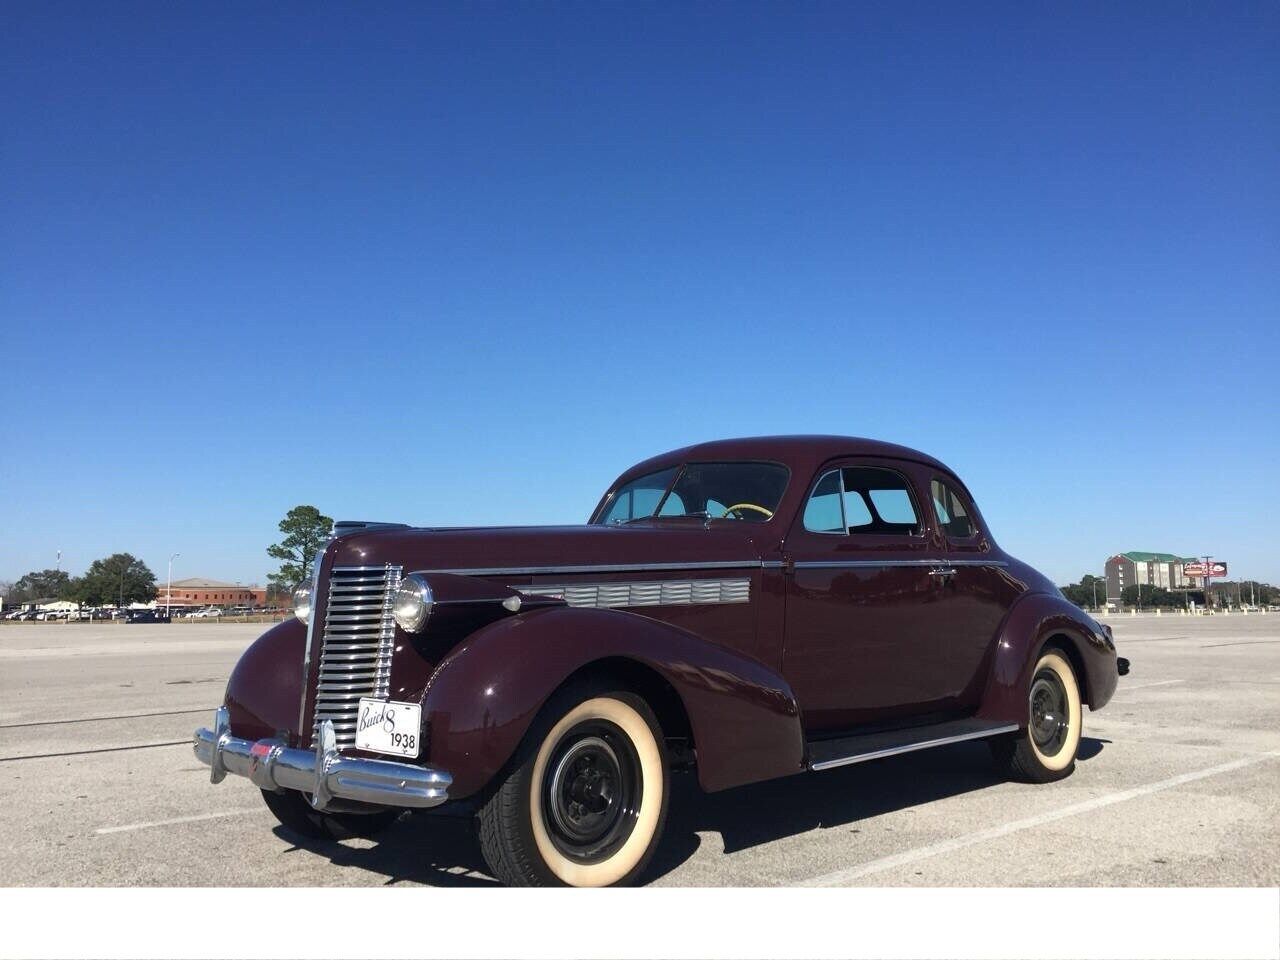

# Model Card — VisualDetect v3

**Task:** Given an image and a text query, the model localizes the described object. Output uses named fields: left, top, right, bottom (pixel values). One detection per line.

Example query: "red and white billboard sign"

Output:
left=1183, top=561, right=1228, bottom=578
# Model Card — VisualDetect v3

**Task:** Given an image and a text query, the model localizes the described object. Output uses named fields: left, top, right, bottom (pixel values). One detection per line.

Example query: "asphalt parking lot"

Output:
left=1, top=615, right=1277, bottom=887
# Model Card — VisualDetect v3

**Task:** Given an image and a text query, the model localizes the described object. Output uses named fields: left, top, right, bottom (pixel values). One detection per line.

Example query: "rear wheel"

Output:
left=260, top=788, right=403, bottom=841
left=478, top=688, right=669, bottom=887
left=990, top=649, right=1082, bottom=783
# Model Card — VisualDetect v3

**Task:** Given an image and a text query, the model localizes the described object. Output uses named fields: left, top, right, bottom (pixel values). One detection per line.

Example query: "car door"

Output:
left=924, top=472, right=1021, bottom=708
left=781, top=458, right=956, bottom=733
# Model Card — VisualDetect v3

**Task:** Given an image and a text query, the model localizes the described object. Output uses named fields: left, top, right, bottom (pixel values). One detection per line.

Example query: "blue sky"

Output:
left=2, top=3, right=1277, bottom=588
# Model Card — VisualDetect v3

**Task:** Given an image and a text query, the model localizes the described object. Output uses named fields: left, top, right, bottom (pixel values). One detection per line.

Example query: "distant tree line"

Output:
left=1059, top=575, right=1277, bottom=609
left=1119, top=585, right=1192, bottom=608
left=1, top=503, right=335, bottom=610
left=2, top=554, right=157, bottom=606
left=1058, top=575, right=1107, bottom=608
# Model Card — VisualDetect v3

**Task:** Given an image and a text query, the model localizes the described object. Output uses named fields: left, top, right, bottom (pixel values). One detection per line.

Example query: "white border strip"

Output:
left=0, top=888, right=1275, bottom=959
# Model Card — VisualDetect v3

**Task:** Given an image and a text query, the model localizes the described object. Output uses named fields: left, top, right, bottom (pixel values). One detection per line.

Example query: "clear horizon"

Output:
left=3, top=4, right=1277, bottom=589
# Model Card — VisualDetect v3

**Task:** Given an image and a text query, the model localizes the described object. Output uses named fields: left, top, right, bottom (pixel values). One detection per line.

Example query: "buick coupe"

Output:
left=195, top=436, right=1127, bottom=886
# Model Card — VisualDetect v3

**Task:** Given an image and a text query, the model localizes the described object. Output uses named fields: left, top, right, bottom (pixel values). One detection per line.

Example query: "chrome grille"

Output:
left=312, top=564, right=402, bottom=750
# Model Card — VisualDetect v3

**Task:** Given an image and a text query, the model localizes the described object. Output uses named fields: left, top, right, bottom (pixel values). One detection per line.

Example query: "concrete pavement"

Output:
left=1, top=615, right=1276, bottom=886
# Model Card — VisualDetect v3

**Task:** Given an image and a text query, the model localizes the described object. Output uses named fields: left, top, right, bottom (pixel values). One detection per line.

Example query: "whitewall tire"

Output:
left=991, top=648, right=1083, bottom=783
left=478, top=687, right=669, bottom=887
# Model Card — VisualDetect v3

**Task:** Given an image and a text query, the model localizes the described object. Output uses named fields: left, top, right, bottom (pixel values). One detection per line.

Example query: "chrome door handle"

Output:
left=929, top=567, right=957, bottom=577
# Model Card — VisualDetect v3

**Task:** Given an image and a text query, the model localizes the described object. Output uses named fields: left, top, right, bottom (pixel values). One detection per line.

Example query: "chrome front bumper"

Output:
left=193, top=707, right=452, bottom=810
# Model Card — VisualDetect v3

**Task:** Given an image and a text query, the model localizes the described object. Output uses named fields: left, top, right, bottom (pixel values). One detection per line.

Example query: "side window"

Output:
left=803, top=470, right=844, bottom=533
left=842, top=467, right=921, bottom=535
left=803, top=466, right=922, bottom=535
left=931, top=478, right=976, bottom=539
left=599, top=467, right=677, bottom=524
left=842, top=488, right=874, bottom=527
left=655, top=491, right=689, bottom=516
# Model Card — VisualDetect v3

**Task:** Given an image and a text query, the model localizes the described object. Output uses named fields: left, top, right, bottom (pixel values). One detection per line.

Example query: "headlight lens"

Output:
left=292, top=583, right=312, bottom=624
left=392, top=574, right=433, bottom=632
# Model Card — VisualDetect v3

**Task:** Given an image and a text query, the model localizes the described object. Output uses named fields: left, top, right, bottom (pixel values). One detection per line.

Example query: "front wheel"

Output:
left=990, top=649, right=1083, bottom=783
left=478, top=688, right=669, bottom=887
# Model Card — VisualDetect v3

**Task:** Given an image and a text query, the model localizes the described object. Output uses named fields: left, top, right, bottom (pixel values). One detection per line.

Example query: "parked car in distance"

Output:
left=195, top=436, right=1127, bottom=887
left=191, top=607, right=224, bottom=618
left=126, top=610, right=172, bottom=624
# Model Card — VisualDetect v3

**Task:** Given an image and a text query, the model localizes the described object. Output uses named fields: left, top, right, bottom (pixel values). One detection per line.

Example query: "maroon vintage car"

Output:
left=195, top=436, right=1127, bottom=886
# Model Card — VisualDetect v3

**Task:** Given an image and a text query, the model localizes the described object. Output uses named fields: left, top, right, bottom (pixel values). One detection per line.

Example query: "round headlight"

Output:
left=292, top=583, right=312, bottom=624
left=393, top=574, right=434, bottom=632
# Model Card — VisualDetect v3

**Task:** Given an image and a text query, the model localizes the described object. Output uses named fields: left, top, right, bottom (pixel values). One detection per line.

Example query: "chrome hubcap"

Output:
left=542, top=721, right=642, bottom=864
left=1029, top=669, right=1069, bottom=756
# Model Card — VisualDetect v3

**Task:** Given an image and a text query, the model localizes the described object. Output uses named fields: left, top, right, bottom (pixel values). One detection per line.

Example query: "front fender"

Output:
left=224, top=617, right=306, bottom=743
left=422, top=606, right=804, bottom=799
left=976, top=592, right=1119, bottom=726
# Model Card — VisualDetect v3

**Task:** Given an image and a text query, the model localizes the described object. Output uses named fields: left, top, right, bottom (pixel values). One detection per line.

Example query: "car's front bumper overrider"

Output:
left=193, top=707, right=451, bottom=810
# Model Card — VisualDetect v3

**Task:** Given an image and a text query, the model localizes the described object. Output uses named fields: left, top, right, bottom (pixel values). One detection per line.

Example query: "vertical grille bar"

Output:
left=311, top=564, right=402, bottom=751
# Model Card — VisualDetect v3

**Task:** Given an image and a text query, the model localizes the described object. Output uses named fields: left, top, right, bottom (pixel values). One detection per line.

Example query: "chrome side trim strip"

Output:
left=809, top=723, right=1019, bottom=771
left=793, top=559, right=1008, bottom=569
left=416, top=558, right=1004, bottom=577
left=515, top=577, right=750, bottom=609
left=423, top=560, right=764, bottom=576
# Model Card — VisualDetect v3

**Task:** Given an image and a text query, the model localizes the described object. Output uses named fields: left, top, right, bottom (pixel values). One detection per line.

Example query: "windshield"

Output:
left=595, top=461, right=789, bottom=524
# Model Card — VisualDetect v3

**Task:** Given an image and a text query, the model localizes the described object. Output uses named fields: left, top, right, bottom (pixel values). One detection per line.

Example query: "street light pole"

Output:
left=166, top=553, right=180, bottom=620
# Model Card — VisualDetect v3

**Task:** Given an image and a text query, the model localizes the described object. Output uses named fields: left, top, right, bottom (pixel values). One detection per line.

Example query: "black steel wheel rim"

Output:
left=542, top=719, right=642, bottom=864
left=1029, top=667, right=1069, bottom=756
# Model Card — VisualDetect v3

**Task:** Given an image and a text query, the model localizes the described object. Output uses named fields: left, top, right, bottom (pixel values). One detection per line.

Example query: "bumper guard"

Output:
left=193, top=707, right=451, bottom=810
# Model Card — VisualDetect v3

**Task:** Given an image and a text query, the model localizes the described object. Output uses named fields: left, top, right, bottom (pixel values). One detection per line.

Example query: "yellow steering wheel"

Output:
left=721, top=503, right=774, bottom=520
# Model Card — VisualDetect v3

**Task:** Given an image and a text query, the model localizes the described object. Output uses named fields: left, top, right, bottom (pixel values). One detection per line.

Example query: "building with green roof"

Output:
left=1105, top=551, right=1200, bottom=606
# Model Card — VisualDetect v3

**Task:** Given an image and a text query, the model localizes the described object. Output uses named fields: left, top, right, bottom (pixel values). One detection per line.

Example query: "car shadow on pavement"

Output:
left=271, top=814, right=499, bottom=887
left=273, top=737, right=1109, bottom=887
left=646, top=736, right=1110, bottom=882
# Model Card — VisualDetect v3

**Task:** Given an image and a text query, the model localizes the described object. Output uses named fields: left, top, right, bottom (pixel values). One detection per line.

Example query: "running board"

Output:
left=807, top=718, right=1019, bottom=771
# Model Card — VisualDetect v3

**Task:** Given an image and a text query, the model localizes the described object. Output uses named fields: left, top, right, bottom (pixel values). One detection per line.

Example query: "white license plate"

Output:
left=354, top=698, right=422, bottom=758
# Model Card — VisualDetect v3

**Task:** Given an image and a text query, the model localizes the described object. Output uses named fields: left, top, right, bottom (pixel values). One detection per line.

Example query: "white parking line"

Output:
left=95, top=807, right=263, bottom=835
left=1120, top=679, right=1186, bottom=691
left=798, top=750, right=1280, bottom=887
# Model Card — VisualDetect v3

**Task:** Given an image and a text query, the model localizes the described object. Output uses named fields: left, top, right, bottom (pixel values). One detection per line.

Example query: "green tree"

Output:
left=66, top=554, right=157, bottom=606
left=1120, top=585, right=1186, bottom=608
left=1059, top=574, right=1108, bottom=609
left=9, top=569, right=72, bottom=603
left=267, top=505, right=333, bottom=590
left=1209, top=581, right=1277, bottom=607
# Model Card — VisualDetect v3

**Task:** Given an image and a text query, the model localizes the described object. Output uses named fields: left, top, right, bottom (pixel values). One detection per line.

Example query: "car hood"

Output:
left=328, top=522, right=774, bottom=578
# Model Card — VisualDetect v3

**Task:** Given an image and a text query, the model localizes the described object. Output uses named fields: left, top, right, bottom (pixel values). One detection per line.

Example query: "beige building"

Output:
left=1105, top=551, right=1197, bottom=606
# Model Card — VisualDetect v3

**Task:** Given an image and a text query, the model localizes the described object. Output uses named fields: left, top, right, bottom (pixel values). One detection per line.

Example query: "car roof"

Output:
left=618, top=435, right=954, bottom=481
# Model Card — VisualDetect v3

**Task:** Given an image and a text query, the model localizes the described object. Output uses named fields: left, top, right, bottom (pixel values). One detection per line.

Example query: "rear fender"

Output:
left=422, top=606, right=804, bottom=799
left=976, top=592, right=1119, bottom=725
